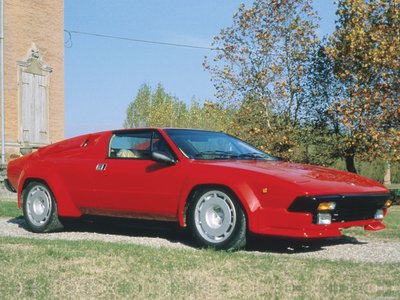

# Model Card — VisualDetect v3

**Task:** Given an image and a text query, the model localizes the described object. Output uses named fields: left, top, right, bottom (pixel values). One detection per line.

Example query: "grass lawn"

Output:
left=1, top=237, right=399, bottom=299
left=1, top=200, right=399, bottom=299
left=0, top=200, right=21, bottom=218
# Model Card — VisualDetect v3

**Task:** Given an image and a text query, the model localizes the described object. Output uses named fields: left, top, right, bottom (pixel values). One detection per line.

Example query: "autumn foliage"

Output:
left=205, top=0, right=399, bottom=172
left=327, top=0, right=400, bottom=171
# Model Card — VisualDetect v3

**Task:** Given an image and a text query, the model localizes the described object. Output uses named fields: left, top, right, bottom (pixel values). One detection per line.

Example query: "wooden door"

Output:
left=21, top=72, right=48, bottom=145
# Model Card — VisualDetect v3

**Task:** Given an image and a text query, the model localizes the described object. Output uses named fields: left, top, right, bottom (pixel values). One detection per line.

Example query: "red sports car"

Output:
left=5, top=128, right=392, bottom=250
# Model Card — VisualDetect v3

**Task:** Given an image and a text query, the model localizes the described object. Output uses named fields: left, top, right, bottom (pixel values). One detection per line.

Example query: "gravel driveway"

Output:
left=1, top=216, right=400, bottom=263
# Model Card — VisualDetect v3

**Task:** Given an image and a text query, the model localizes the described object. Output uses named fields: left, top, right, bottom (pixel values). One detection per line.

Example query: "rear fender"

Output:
left=18, top=161, right=81, bottom=217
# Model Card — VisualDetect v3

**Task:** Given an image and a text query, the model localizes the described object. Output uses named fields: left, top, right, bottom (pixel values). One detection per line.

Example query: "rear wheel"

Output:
left=22, top=182, right=63, bottom=233
left=187, top=189, right=246, bottom=250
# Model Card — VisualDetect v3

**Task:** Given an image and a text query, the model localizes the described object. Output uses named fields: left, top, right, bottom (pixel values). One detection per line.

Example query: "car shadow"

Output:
left=7, top=215, right=197, bottom=248
left=7, top=216, right=367, bottom=254
left=246, top=234, right=367, bottom=254
left=62, top=216, right=198, bottom=248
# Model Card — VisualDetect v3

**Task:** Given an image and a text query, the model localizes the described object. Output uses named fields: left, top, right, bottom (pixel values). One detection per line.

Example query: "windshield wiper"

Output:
left=194, top=151, right=272, bottom=160
left=194, top=151, right=238, bottom=159
left=237, top=152, right=268, bottom=160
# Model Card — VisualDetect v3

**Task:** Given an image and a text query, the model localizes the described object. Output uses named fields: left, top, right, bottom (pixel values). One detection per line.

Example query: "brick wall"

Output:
left=1, top=0, right=64, bottom=159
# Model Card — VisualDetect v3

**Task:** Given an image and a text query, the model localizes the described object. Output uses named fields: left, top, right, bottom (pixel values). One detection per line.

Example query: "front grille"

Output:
left=331, top=195, right=387, bottom=222
left=289, top=193, right=389, bottom=223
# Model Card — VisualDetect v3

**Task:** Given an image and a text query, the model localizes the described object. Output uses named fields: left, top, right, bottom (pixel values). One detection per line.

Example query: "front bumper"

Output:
left=256, top=216, right=385, bottom=238
left=251, top=193, right=390, bottom=238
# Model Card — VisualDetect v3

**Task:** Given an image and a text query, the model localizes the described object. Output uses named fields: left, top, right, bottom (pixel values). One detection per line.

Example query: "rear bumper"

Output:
left=3, top=178, right=17, bottom=193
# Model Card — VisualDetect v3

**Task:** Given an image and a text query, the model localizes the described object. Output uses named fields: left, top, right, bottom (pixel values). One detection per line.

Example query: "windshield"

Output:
left=164, top=129, right=276, bottom=161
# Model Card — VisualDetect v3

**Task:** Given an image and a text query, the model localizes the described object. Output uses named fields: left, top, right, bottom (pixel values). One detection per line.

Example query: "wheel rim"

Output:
left=194, top=190, right=236, bottom=243
left=25, top=185, right=52, bottom=226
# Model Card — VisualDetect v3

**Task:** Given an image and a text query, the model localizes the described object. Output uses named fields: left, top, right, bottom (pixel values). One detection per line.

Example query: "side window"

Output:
left=109, top=132, right=152, bottom=159
left=108, top=131, right=175, bottom=160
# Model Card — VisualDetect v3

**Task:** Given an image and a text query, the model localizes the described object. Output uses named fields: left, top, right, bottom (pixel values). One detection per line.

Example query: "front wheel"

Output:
left=187, top=189, right=246, bottom=250
left=22, top=182, right=63, bottom=233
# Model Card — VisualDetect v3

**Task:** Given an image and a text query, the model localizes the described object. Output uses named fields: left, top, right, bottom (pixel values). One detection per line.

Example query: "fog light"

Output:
left=317, top=202, right=336, bottom=211
left=374, top=209, right=384, bottom=220
left=317, top=213, right=332, bottom=225
left=384, top=200, right=393, bottom=208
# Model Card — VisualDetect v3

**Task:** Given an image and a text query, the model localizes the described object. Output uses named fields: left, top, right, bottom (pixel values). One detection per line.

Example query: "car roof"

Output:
left=113, top=128, right=221, bottom=133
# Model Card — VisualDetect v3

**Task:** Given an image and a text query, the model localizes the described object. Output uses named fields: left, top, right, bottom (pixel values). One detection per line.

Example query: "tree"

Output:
left=147, top=84, right=175, bottom=127
left=124, top=84, right=232, bottom=131
left=205, top=0, right=319, bottom=124
left=302, top=42, right=343, bottom=127
left=295, top=42, right=346, bottom=166
left=123, top=83, right=151, bottom=128
left=204, top=0, right=319, bottom=158
left=327, top=0, right=400, bottom=172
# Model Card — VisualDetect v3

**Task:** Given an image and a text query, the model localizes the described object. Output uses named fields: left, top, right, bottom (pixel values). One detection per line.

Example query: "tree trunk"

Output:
left=345, top=154, right=357, bottom=174
left=384, top=161, right=391, bottom=185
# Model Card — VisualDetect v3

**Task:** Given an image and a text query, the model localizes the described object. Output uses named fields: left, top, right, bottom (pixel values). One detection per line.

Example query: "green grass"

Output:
left=0, top=200, right=21, bottom=218
left=0, top=200, right=400, bottom=298
left=0, top=237, right=399, bottom=299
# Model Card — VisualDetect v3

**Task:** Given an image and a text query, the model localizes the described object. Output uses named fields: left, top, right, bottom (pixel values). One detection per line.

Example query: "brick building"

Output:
left=0, top=0, right=64, bottom=162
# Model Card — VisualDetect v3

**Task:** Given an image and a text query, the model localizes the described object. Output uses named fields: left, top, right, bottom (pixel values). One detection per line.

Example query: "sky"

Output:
left=64, top=0, right=337, bottom=137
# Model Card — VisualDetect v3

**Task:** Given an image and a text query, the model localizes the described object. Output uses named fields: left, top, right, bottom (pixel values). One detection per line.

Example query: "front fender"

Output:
left=177, top=177, right=262, bottom=233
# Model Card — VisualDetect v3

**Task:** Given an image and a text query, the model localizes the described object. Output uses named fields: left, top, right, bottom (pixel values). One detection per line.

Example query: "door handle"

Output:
left=96, top=163, right=107, bottom=171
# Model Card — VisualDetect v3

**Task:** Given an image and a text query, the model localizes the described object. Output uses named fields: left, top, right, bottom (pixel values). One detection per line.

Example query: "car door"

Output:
left=89, top=130, right=185, bottom=220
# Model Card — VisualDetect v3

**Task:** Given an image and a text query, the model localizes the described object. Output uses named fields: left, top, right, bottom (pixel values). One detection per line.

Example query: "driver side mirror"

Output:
left=151, top=151, right=176, bottom=165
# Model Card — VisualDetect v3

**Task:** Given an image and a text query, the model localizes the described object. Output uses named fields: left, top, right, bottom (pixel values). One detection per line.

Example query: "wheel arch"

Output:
left=21, top=178, right=49, bottom=198
left=179, top=183, right=260, bottom=230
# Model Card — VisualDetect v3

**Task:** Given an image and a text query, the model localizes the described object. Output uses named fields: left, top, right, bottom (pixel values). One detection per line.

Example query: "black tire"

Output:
left=22, top=181, right=63, bottom=233
left=187, top=188, right=246, bottom=251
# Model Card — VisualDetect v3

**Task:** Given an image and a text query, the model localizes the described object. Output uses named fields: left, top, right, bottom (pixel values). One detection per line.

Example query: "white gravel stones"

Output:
left=0, top=217, right=192, bottom=250
left=1, top=216, right=400, bottom=263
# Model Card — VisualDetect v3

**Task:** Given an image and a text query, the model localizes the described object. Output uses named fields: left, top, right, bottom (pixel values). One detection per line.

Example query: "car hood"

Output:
left=204, top=160, right=388, bottom=195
